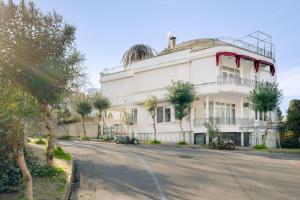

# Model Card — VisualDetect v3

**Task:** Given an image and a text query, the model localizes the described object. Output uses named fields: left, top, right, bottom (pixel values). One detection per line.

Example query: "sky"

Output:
left=33, top=0, right=300, bottom=112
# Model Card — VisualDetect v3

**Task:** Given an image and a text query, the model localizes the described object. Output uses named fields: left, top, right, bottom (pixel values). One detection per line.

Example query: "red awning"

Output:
left=216, top=51, right=275, bottom=76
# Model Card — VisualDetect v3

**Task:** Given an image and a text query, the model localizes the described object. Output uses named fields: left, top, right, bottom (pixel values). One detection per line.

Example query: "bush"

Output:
left=254, top=144, right=267, bottom=149
left=58, top=135, right=71, bottom=140
left=58, top=116, right=80, bottom=125
left=177, top=141, right=188, bottom=145
left=34, top=138, right=46, bottom=145
left=80, top=135, right=90, bottom=141
left=36, top=165, right=64, bottom=177
left=103, top=135, right=112, bottom=141
left=53, top=146, right=71, bottom=161
left=150, top=140, right=161, bottom=144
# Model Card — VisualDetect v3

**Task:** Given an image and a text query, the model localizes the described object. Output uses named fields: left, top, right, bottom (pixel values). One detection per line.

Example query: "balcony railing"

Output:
left=193, top=117, right=254, bottom=127
left=217, top=75, right=259, bottom=88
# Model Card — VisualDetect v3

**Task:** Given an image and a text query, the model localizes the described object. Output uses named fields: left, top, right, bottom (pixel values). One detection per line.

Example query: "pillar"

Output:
left=241, top=132, right=244, bottom=147
left=205, top=96, right=209, bottom=145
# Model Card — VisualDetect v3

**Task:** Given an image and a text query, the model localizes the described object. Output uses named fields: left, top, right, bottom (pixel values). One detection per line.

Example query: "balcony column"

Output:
left=205, top=96, right=209, bottom=145
left=240, top=97, right=244, bottom=118
left=241, top=132, right=244, bottom=147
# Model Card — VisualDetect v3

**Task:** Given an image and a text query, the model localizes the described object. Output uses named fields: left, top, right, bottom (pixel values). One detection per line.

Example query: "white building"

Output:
left=100, top=32, right=278, bottom=147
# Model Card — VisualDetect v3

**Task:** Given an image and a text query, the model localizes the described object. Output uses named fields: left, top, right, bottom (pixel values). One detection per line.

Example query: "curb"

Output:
left=64, top=159, right=74, bottom=200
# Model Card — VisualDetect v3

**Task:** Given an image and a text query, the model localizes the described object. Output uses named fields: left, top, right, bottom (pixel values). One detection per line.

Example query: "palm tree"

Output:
left=122, top=44, right=157, bottom=68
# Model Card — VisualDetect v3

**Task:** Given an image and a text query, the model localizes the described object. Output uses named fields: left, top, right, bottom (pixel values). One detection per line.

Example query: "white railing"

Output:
left=217, top=75, right=259, bottom=88
left=193, top=117, right=254, bottom=127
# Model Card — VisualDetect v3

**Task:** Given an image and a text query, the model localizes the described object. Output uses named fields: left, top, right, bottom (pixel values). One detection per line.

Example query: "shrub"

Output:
left=103, top=135, right=111, bottom=141
left=150, top=140, right=161, bottom=144
left=53, top=146, right=71, bottom=161
left=36, top=165, right=64, bottom=177
left=34, top=138, right=46, bottom=145
left=58, top=135, right=71, bottom=140
left=80, top=135, right=90, bottom=141
left=58, top=116, right=80, bottom=125
left=177, top=141, right=188, bottom=145
left=254, top=144, right=267, bottom=149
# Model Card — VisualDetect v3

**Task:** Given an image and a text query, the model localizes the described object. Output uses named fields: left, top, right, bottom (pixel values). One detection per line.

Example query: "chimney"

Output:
left=168, top=35, right=176, bottom=49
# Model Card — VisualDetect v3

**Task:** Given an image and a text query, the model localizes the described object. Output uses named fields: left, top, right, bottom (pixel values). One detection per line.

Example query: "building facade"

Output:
left=100, top=34, right=278, bottom=147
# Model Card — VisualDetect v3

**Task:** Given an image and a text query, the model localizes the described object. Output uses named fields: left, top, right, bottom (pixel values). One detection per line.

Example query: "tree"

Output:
left=76, top=97, right=92, bottom=138
left=144, top=96, right=158, bottom=142
left=287, top=99, right=300, bottom=137
left=248, top=82, right=283, bottom=145
left=122, top=44, right=157, bottom=68
left=167, top=81, right=197, bottom=143
left=92, top=93, right=111, bottom=138
left=0, top=0, right=85, bottom=166
left=0, top=80, right=39, bottom=200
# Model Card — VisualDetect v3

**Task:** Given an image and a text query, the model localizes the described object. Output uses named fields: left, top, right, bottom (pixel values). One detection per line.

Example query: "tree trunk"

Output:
left=40, top=102, right=55, bottom=166
left=264, top=112, right=270, bottom=146
left=82, top=116, right=87, bottom=137
left=152, top=115, right=157, bottom=142
left=179, top=120, right=185, bottom=142
left=15, top=148, right=33, bottom=200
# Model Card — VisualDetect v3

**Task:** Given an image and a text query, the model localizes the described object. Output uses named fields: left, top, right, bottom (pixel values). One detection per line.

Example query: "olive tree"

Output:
left=76, top=97, right=92, bottom=138
left=92, top=93, right=110, bottom=138
left=167, top=81, right=197, bottom=143
left=248, top=82, right=282, bottom=145
left=0, top=80, right=39, bottom=200
left=0, top=0, right=85, bottom=166
left=144, top=96, right=158, bottom=142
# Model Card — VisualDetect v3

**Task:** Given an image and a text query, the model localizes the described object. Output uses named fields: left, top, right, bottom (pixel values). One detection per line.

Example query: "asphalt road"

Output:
left=58, top=140, right=300, bottom=200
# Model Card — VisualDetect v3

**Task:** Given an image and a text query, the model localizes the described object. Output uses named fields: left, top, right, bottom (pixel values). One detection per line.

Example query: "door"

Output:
left=244, top=132, right=250, bottom=147
left=194, top=133, right=206, bottom=145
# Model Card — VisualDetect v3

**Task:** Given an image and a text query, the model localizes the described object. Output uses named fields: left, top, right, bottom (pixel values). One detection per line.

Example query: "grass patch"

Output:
left=34, top=138, right=46, bottom=145
left=254, top=144, right=267, bottom=149
left=150, top=140, right=161, bottom=144
left=58, top=135, right=71, bottom=140
left=53, top=146, right=71, bottom=161
left=80, top=135, right=90, bottom=141
left=177, top=141, right=188, bottom=145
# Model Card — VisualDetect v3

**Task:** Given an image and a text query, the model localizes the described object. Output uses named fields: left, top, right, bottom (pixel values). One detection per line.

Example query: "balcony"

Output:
left=217, top=75, right=259, bottom=88
left=193, top=117, right=254, bottom=128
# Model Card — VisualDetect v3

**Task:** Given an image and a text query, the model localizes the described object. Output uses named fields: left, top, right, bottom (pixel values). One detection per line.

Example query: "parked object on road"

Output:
left=209, top=135, right=235, bottom=150
left=114, top=135, right=139, bottom=145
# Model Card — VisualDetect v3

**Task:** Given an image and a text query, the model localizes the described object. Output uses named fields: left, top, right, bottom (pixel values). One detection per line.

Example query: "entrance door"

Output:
left=244, top=132, right=250, bottom=147
left=194, top=133, right=206, bottom=145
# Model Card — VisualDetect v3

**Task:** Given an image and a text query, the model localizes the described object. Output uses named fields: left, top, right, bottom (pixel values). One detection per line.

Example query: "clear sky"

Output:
left=34, top=0, right=300, bottom=112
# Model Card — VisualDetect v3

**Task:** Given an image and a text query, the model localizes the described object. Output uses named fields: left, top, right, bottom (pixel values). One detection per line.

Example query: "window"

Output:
left=157, top=106, right=171, bottom=123
left=157, top=107, right=164, bottom=123
left=165, top=108, right=171, bottom=122
left=132, top=108, right=137, bottom=124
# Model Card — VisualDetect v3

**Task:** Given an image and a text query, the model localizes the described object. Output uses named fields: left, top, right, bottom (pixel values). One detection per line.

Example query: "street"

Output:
left=58, top=140, right=300, bottom=200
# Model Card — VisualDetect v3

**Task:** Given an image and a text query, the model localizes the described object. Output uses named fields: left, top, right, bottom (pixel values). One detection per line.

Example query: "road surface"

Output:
left=58, top=140, right=300, bottom=200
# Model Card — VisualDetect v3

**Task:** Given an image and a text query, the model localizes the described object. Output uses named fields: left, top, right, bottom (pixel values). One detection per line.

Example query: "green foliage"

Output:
left=53, top=146, right=71, bottom=161
left=0, top=131, right=64, bottom=192
left=204, top=121, right=219, bottom=139
left=34, top=138, right=46, bottom=145
left=36, top=165, right=64, bottom=177
left=150, top=140, right=161, bottom=144
left=254, top=144, right=267, bottom=149
left=93, top=93, right=111, bottom=116
left=0, top=1, right=85, bottom=105
left=122, top=112, right=134, bottom=125
left=287, top=99, right=300, bottom=137
left=58, top=135, right=71, bottom=140
left=177, top=141, right=188, bottom=145
left=76, top=98, right=92, bottom=118
left=103, top=135, right=112, bottom=141
left=122, top=44, right=157, bottom=66
left=144, top=96, right=158, bottom=116
left=57, top=115, right=81, bottom=125
left=80, top=135, right=90, bottom=141
left=167, top=81, right=197, bottom=121
left=248, top=82, right=282, bottom=113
